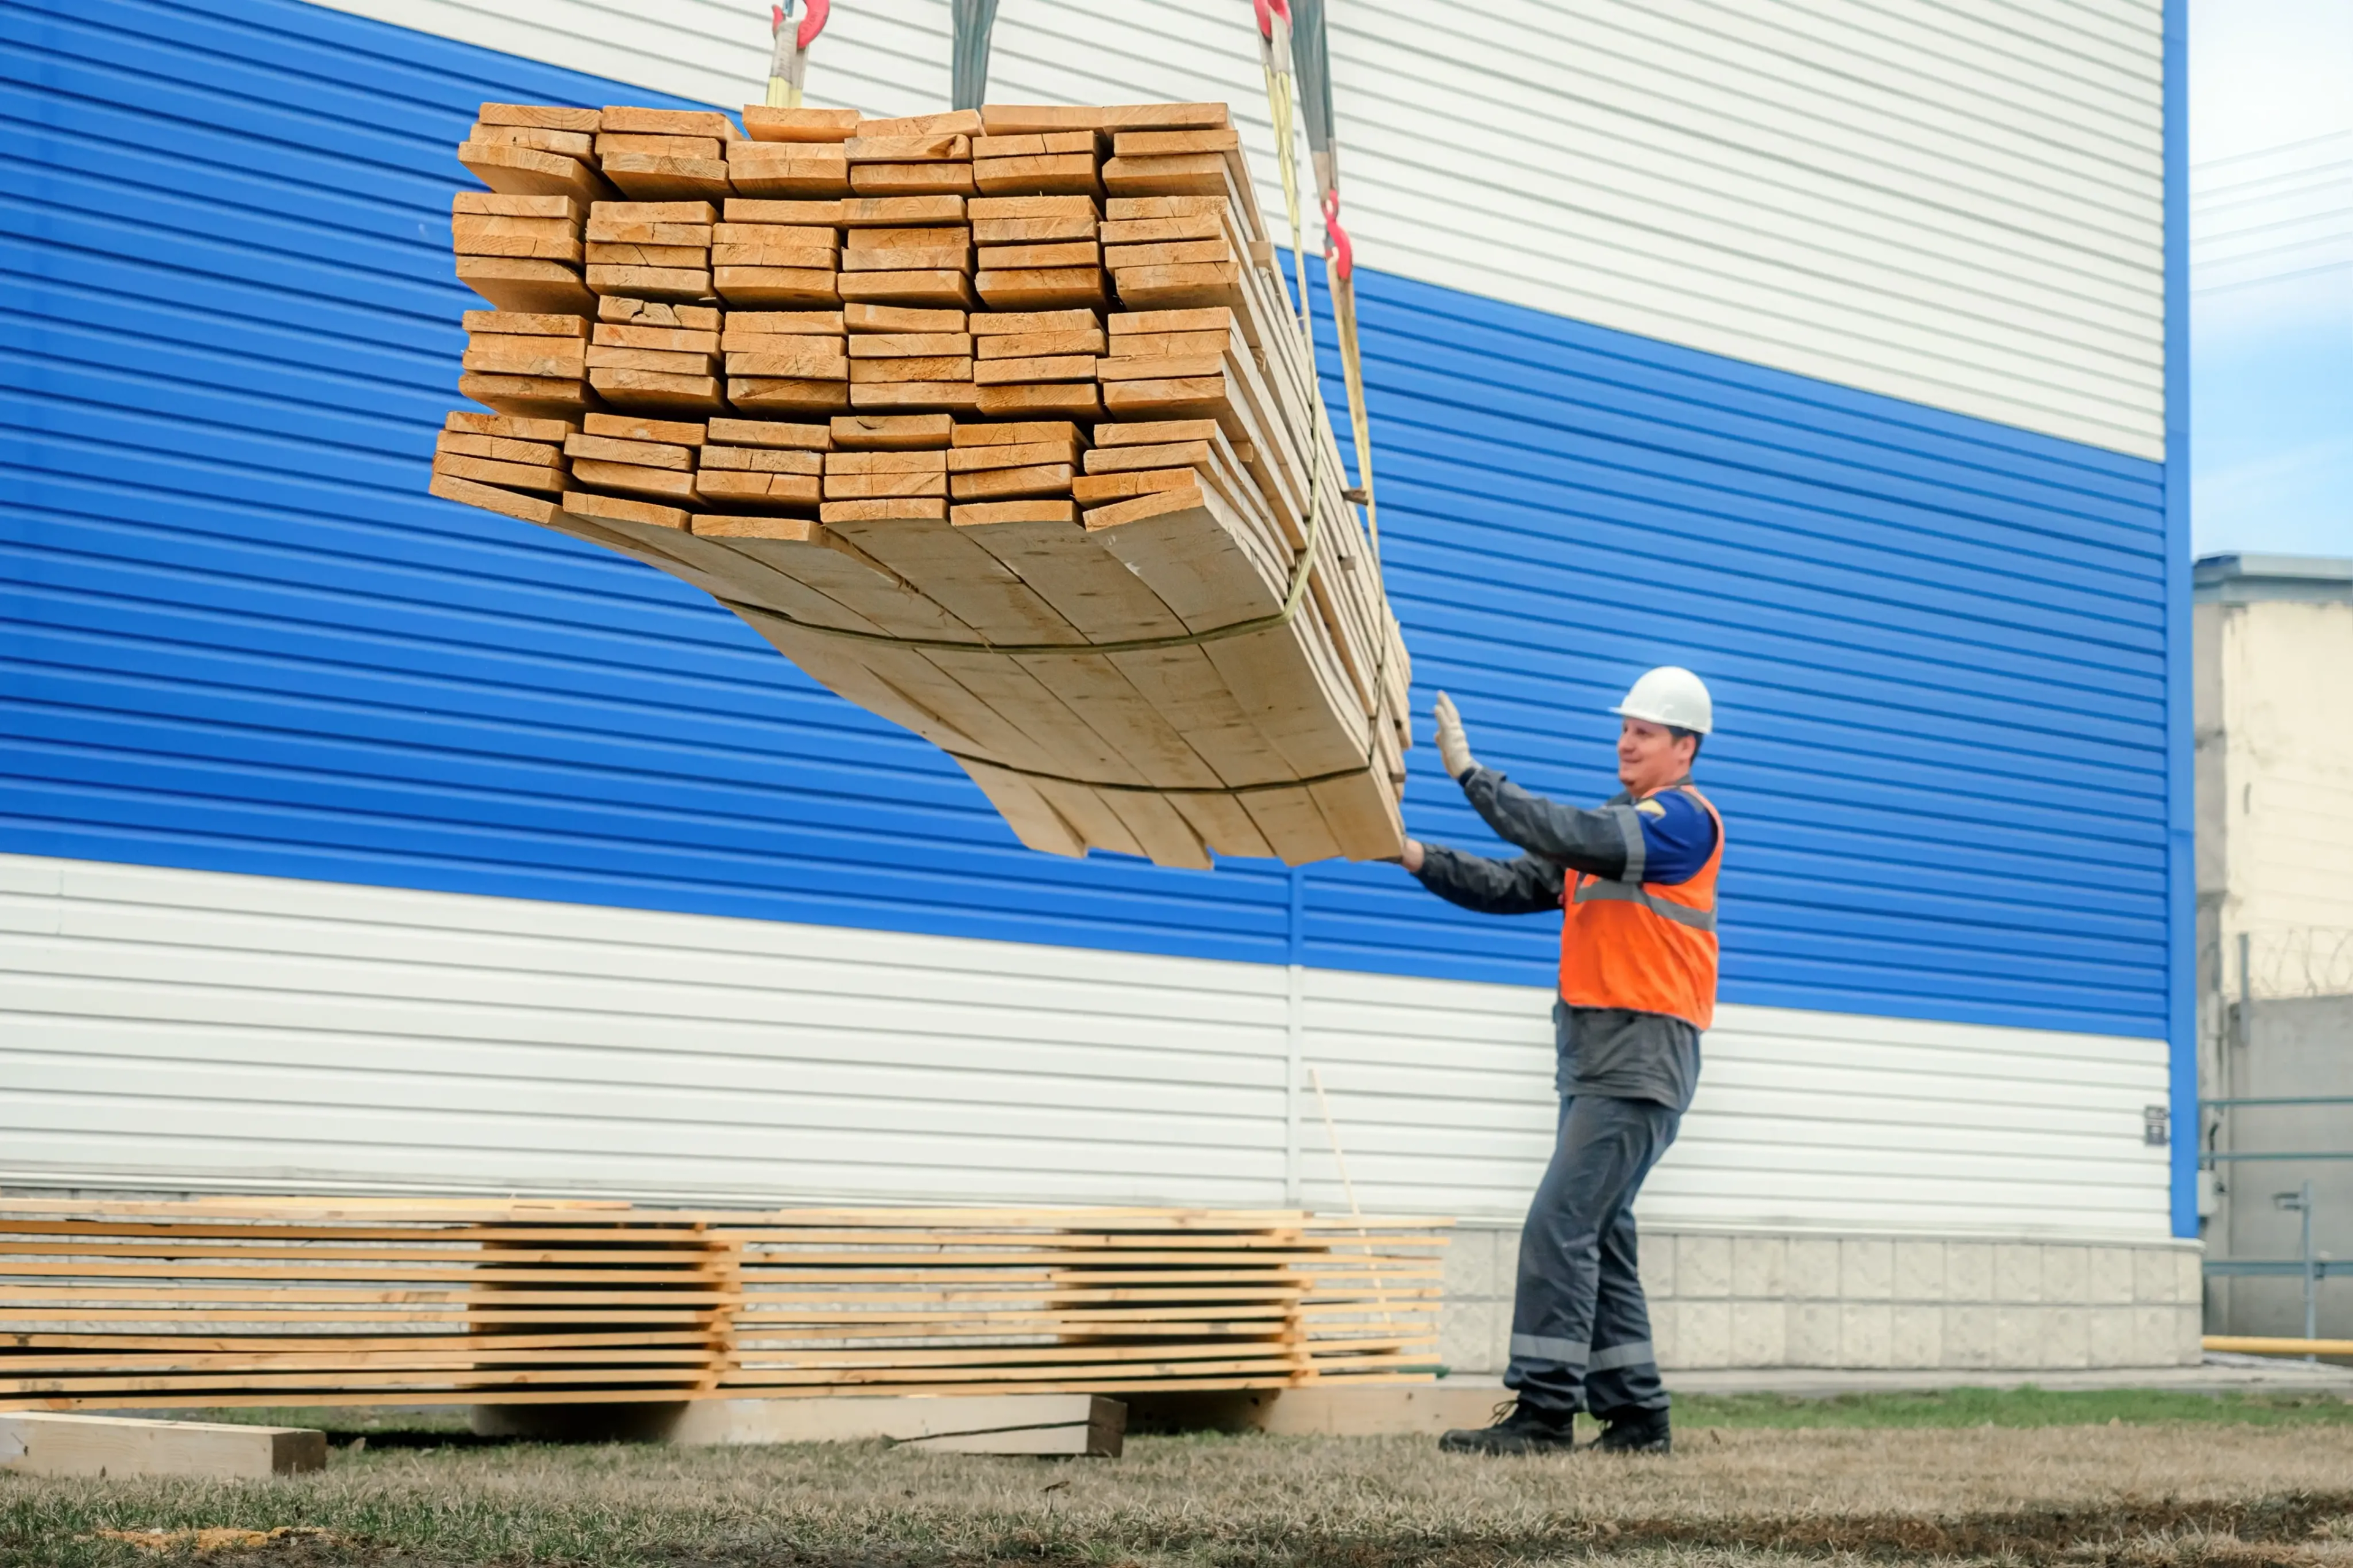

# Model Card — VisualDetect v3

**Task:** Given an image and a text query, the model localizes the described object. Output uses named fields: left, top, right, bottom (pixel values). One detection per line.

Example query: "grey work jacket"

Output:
left=1411, top=765, right=1704, bottom=1112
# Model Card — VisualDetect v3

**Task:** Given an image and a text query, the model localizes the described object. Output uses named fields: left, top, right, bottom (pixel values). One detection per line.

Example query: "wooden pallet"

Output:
left=433, top=99, right=1411, bottom=869
left=0, top=1200, right=1447, bottom=1409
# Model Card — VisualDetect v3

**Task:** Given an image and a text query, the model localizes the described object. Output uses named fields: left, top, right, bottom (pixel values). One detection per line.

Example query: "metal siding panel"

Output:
left=0, top=0, right=2170, bottom=1040
left=0, top=854, right=2170, bottom=1234
left=293, top=0, right=2164, bottom=456
left=1304, top=268, right=2170, bottom=1037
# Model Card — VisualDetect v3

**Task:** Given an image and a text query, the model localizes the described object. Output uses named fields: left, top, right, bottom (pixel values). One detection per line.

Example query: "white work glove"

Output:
left=1434, top=691, right=1477, bottom=781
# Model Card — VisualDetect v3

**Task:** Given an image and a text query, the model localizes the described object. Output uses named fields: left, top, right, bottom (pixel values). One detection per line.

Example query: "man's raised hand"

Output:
left=1434, top=691, right=1477, bottom=781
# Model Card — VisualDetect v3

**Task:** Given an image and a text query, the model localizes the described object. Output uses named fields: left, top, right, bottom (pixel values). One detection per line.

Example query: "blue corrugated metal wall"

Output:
left=1, top=0, right=2172, bottom=1037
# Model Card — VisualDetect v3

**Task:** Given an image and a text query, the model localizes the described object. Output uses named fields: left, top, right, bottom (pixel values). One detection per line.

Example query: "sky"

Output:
left=2189, top=0, right=2352, bottom=558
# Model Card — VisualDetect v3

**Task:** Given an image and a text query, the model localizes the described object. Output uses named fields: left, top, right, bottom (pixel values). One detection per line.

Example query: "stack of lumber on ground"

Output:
left=0, top=1201, right=1446, bottom=1410
left=714, top=1209, right=1446, bottom=1398
left=0, top=1198, right=731, bottom=1411
left=430, top=99, right=1411, bottom=867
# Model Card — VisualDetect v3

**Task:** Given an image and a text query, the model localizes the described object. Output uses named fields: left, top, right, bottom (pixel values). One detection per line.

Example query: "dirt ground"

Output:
left=6, top=1417, right=2353, bottom=1568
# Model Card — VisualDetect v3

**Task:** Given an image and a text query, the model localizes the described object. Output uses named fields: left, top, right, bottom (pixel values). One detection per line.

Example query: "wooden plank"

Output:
left=435, top=431, right=563, bottom=468
left=849, top=356, right=972, bottom=383
left=971, top=132, right=1101, bottom=159
left=596, top=132, right=722, bottom=160
left=847, top=332, right=972, bottom=358
left=845, top=133, right=971, bottom=164
left=741, top=105, right=862, bottom=143
left=857, top=110, right=982, bottom=137
left=971, top=214, right=1097, bottom=244
left=706, top=417, right=830, bottom=450
left=600, top=297, right=721, bottom=331
left=726, top=341, right=849, bottom=379
left=973, top=154, right=1101, bottom=196
left=725, top=145, right=852, bottom=197
left=840, top=195, right=966, bottom=227
left=842, top=246, right=969, bottom=274
left=456, top=140, right=612, bottom=206
left=461, top=336, right=586, bottom=379
left=452, top=192, right=582, bottom=222
left=457, top=373, right=594, bottom=420
left=975, top=267, right=1107, bottom=311
left=947, top=439, right=1082, bottom=470
left=979, top=241, right=1099, bottom=269
left=836, top=271, right=977, bottom=309
left=700, top=446, right=822, bottom=475
left=694, top=471, right=821, bottom=510
left=587, top=367, right=724, bottom=413
left=725, top=198, right=846, bottom=225
left=728, top=379, right=850, bottom=415
left=726, top=309, right=847, bottom=338
left=979, top=104, right=1227, bottom=135
left=478, top=102, right=601, bottom=134
left=454, top=256, right=593, bottom=315
left=667, top=1393, right=1122, bottom=1456
left=584, top=264, right=713, bottom=302
left=1104, top=239, right=1230, bottom=269
left=976, top=382, right=1101, bottom=420
left=832, top=413, right=955, bottom=449
left=471, top=121, right=595, bottom=156
left=601, top=105, right=740, bottom=140
left=0, top=1414, right=325, bottom=1479
left=586, top=240, right=708, bottom=269
left=849, top=164, right=977, bottom=198
left=1101, top=153, right=1226, bottom=196
left=584, top=344, right=715, bottom=376
left=593, top=320, right=719, bottom=354
left=970, top=308, right=1102, bottom=335
left=713, top=267, right=839, bottom=307
left=430, top=452, right=563, bottom=494
left=1112, top=128, right=1241, bottom=157
left=848, top=381, right=981, bottom=415
left=976, top=328, right=1103, bottom=358
left=971, top=354, right=1093, bottom=385
left=948, top=463, right=1071, bottom=500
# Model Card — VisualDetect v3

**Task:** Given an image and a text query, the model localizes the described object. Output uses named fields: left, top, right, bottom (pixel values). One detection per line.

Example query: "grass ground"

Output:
left=7, top=1390, right=2351, bottom=1567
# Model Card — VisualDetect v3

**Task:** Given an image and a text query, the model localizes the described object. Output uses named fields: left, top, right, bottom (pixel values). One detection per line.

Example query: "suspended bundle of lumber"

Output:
left=0, top=1200, right=1445, bottom=1410
left=711, top=1208, right=1447, bottom=1398
left=431, top=99, right=1412, bottom=867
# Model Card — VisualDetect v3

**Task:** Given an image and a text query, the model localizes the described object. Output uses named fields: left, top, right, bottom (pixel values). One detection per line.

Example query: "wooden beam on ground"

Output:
left=0, top=1413, right=326, bottom=1479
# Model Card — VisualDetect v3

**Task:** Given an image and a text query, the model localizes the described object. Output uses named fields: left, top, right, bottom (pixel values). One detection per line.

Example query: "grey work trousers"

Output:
left=1502, top=1091, right=1680, bottom=1416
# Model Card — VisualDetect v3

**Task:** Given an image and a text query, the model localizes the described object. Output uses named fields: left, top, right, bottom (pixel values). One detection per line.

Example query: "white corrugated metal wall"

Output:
left=1, top=852, right=2172, bottom=1234
left=306, top=0, right=2162, bottom=456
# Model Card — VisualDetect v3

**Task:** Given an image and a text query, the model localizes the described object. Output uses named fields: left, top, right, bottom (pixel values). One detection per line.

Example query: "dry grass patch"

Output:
left=2, top=1423, right=2351, bottom=1567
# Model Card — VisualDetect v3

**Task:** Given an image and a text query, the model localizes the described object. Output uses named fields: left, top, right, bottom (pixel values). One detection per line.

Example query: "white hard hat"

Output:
left=1612, top=666, right=1713, bottom=734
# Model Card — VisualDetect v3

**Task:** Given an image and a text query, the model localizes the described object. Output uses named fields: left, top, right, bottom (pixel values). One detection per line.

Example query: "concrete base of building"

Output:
left=1442, top=1224, right=2205, bottom=1373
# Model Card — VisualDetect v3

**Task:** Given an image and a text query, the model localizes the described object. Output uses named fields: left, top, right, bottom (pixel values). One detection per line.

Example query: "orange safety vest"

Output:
left=1558, top=782, right=1724, bottom=1031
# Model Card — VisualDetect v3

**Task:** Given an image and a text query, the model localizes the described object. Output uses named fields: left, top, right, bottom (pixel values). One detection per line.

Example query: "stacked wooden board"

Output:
left=0, top=1200, right=1446, bottom=1410
left=0, top=1199, right=732, bottom=1409
left=719, top=1209, right=1445, bottom=1398
left=430, top=99, right=1411, bottom=868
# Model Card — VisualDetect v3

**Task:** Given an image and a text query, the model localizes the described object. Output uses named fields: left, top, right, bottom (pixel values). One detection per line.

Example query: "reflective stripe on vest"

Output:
left=1571, top=876, right=1719, bottom=932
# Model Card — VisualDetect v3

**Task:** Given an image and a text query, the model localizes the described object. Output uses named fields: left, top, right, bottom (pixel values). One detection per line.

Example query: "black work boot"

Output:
left=1439, top=1399, right=1578, bottom=1455
left=1593, top=1406, right=1672, bottom=1453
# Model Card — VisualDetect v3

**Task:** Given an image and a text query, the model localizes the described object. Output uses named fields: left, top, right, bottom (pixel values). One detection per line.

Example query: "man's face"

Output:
left=1618, top=718, right=1696, bottom=792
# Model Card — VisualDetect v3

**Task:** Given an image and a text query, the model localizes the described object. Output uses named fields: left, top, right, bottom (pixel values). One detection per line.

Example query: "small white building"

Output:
left=2194, top=553, right=2353, bottom=1336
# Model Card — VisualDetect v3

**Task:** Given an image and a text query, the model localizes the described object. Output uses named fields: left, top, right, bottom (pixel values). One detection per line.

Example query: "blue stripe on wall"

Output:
left=0, top=0, right=2172, bottom=1037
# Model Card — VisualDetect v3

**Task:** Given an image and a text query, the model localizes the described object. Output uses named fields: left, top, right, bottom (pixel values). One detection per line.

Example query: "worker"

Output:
left=1400, top=667, right=1721, bottom=1456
